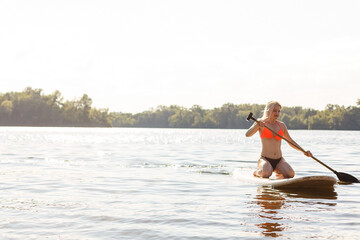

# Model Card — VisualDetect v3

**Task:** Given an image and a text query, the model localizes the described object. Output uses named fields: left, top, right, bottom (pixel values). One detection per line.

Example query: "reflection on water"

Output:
left=279, top=187, right=338, bottom=200
left=253, top=186, right=337, bottom=238
left=254, top=187, right=286, bottom=238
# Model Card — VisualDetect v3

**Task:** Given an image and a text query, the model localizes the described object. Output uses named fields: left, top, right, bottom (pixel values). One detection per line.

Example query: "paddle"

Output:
left=247, top=112, right=359, bottom=183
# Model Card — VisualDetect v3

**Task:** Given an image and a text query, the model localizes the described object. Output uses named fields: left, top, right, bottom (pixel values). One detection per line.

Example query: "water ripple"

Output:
left=0, top=127, right=359, bottom=239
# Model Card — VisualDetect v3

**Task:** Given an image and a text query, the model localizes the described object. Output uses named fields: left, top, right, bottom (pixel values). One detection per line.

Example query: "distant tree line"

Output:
left=0, top=87, right=110, bottom=127
left=1, top=87, right=360, bottom=130
left=112, top=101, right=360, bottom=130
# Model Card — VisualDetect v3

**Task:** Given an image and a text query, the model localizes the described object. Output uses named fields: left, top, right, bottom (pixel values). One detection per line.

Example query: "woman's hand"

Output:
left=257, top=121, right=265, bottom=128
left=304, top=150, right=313, bottom=157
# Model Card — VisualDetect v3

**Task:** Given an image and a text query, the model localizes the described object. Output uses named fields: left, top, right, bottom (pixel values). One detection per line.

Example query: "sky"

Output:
left=1, top=0, right=359, bottom=113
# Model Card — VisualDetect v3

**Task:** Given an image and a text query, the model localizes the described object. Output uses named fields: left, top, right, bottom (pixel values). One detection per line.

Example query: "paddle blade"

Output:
left=335, top=172, right=359, bottom=183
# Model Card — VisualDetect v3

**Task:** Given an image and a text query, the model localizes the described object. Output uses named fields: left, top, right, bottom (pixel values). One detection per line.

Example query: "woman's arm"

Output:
left=245, top=121, right=264, bottom=137
left=282, top=122, right=312, bottom=157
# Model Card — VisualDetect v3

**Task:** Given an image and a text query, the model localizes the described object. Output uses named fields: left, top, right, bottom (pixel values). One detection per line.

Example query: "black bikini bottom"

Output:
left=262, top=156, right=282, bottom=170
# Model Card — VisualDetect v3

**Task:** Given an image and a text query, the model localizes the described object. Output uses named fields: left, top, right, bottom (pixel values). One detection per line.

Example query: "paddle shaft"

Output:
left=248, top=115, right=338, bottom=174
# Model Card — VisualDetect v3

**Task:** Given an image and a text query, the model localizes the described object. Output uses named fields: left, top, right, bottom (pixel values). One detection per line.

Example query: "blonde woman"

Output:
left=245, top=101, right=312, bottom=179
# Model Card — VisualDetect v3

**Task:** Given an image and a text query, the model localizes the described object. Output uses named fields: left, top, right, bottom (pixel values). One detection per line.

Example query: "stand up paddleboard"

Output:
left=233, top=168, right=337, bottom=190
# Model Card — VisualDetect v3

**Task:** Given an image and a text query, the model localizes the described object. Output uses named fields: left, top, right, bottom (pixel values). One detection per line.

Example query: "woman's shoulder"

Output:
left=277, top=120, right=287, bottom=128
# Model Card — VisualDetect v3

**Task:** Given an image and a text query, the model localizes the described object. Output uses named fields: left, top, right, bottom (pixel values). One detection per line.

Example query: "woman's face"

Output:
left=271, top=105, right=281, bottom=119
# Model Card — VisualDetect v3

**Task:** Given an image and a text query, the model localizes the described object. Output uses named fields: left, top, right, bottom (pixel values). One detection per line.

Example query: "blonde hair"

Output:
left=260, top=101, right=282, bottom=121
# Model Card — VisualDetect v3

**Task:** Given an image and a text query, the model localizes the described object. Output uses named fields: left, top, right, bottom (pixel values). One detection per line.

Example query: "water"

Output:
left=0, top=127, right=359, bottom=239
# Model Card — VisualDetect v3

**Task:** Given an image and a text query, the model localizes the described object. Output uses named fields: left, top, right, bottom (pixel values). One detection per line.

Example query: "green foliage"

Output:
left=112, top=101, right=360, bottom=130
left=0, top=87, right=110, bottom=127
left=1, top=88, right=359, bottom=130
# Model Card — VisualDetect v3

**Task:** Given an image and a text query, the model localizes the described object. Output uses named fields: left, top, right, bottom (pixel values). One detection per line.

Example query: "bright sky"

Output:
left=1, top=0, right=359, bottom=113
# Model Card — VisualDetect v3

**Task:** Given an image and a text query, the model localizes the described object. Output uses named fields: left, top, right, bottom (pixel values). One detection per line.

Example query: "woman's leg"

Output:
left=274, top=158, right=295, bottom=179
left=254, top=157, right=273, bottom=178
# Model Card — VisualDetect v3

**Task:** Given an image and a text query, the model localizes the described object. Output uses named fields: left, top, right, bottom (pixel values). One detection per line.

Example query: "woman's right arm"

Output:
left=245, top=121, right=261, bottom=137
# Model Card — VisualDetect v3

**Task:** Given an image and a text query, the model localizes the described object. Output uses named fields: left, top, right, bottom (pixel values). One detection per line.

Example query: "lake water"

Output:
left=0, top=127, right=359, bottom=239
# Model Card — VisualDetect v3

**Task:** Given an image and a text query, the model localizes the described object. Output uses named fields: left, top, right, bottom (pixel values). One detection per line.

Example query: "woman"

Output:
left=245, top=101, right=312, bottom=179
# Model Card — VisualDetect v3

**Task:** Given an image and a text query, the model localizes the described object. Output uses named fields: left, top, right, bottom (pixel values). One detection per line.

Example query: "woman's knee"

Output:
left=261, top=169, right=273, bottom=178
left=283, top=169, right=295, bottom=178
left=275, top=160, right=295, bottom=178
left=256, top=158, right=273, bottom=178
left=256, top=168, right=273, bottom=178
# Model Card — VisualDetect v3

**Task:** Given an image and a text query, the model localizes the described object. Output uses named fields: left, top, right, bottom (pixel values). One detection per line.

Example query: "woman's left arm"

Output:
left=281, top=122, right=312, bottom=157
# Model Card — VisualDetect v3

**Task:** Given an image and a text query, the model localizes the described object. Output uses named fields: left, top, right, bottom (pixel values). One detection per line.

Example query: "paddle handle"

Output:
left=247, top=112, right=338, bottom=174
